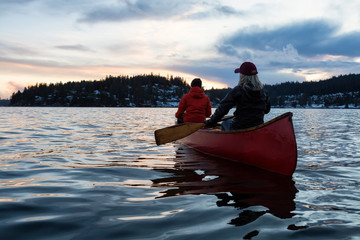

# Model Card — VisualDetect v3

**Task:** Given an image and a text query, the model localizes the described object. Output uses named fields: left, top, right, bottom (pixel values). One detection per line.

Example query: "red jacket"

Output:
left=175, top=86, right=212, bottom=123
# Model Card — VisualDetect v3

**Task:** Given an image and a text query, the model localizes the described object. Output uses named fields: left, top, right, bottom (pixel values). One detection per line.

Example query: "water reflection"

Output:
left=151, top=147, right=298, bottom=226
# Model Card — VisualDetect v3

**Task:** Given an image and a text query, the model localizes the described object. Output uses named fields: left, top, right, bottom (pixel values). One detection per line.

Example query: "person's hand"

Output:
left=177, top=117, right=184, bottom=124
left=204, top=119, right=217, bottom=128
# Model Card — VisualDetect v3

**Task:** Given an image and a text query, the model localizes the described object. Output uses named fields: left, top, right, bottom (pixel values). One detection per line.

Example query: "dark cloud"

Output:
left=267, top=59, right=355, bottom=69
left=216, top=5, right=237, bottom=15
left=186, top=5, right=243, bottom=20
left=216, top=44, right=239, bottom=57
left=215, top=44, right=253, bottom=59
left=78, top=0, right=241, bottom=23
left=221, top=20, right=360, bottom=57
left=78, top=0, right=190, bottom=23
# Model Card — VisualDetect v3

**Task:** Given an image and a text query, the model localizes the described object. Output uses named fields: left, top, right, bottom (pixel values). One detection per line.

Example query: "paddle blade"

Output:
left=155, top=123, right=205, bottom=145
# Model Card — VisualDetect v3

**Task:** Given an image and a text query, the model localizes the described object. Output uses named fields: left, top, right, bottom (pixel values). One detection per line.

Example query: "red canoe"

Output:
left=177, top=112, right=297, bottom=176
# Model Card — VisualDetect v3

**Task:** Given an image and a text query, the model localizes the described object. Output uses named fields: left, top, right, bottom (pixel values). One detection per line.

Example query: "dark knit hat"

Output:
left=191, top=78, right=202, bottom=87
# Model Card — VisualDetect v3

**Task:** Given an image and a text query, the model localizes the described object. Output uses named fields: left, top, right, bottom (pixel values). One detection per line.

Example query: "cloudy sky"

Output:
left=1, top=0, right=360, bottom=99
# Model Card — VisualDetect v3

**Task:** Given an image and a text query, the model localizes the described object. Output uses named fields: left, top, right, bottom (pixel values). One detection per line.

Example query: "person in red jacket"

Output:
left=175, top=78, right=212, bottom=123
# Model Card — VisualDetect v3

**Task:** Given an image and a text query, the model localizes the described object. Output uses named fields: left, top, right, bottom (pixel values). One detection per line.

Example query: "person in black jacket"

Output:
left=205, top=62, right=271, bottom=130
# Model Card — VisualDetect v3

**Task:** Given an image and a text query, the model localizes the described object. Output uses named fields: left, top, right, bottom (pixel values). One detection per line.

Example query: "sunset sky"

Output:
left=1, top=0, right=360, bottom=99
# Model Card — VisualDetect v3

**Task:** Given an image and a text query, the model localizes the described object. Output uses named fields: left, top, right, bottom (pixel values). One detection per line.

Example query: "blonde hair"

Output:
left=238, top=73, right=263, bottom=91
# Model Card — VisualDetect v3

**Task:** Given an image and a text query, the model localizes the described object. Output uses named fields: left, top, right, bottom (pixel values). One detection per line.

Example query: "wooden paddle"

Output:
left=154, top=122, right=205, bottom=145
left=154, top=115, right=234, bottom=145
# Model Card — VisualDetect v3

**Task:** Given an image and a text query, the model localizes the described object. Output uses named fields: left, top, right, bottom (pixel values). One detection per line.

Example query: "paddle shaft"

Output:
left=154, top=115, right=234, bottom=145
left=155, top=123, right=205, bottom=145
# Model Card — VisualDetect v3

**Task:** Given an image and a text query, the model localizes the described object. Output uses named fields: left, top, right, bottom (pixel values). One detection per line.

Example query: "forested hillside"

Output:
left=10, top=75, right=190, bottom=107
left=8, top=73, right=360, bottom=108
left=264, top=74, right=360, bottom=108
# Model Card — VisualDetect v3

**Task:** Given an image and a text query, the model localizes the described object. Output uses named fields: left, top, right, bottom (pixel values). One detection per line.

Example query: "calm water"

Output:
left=0, top=107, right=359, bottom=240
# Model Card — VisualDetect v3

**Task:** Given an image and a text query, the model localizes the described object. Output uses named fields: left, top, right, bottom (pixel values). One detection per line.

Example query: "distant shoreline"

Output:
left=1, top=105, right=359, bottom=109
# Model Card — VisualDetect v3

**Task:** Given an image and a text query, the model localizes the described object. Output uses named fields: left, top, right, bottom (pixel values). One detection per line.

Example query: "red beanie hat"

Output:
left=234, top=62, right=258, bottom=75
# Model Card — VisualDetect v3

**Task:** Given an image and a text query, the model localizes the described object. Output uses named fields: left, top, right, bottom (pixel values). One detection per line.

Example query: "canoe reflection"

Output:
left=152, top=147, right=298, bottom=226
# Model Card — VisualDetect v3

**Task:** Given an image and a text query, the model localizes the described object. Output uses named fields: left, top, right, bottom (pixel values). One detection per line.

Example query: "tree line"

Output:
left=10, top=74, right=190, bottom=107
left=8, top=73, right=360, bottom=108
left=264, top=74, right=360, bottom=108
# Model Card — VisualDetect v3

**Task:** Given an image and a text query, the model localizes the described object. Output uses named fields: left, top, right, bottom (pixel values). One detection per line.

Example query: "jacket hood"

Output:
left=189, top=86, right=205, bottom=99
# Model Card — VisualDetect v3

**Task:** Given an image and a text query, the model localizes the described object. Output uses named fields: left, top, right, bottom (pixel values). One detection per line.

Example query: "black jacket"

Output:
left=209, top=85, right=271, bottom=130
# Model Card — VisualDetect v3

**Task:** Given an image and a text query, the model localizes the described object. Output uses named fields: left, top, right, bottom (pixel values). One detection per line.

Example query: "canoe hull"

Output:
left=178, top=112, right=297, bottom=176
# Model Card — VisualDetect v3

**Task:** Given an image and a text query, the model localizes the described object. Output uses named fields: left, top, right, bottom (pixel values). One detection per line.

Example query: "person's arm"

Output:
left=175, top=96, right=186, bottom=118
left=205, top=97, right=212, bottom=117
left=264, top=94, right=271, bottom=114
left=206, top=89, right=236, bottom=126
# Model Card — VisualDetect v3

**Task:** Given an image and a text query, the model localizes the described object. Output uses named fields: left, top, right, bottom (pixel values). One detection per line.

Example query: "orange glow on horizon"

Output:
left=0, top=62, right=229, bottom=98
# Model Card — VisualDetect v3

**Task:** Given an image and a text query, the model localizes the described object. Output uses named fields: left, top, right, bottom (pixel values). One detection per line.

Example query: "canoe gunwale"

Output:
left=198, top=112, right=293, bottom=134
left=201, top=112, right=293, bottom=134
